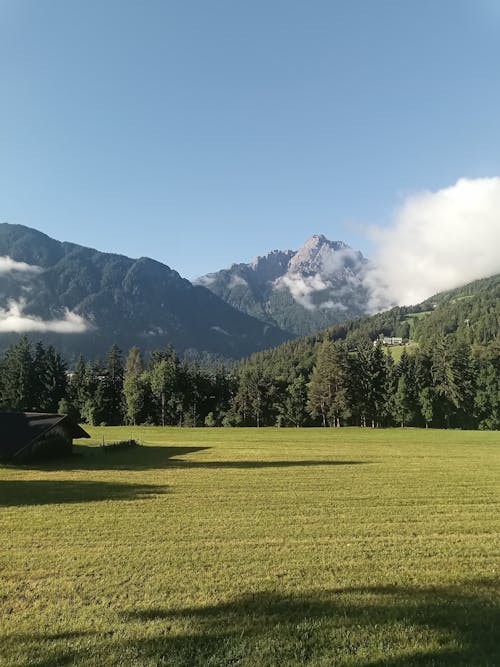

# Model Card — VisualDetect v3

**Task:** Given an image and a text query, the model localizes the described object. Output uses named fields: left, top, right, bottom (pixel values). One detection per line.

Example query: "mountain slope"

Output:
left=242, top=273, right=500, bottom=377
left=196, top=235, right=370, bottom=336
left=0, top=224, right=291, bottom=360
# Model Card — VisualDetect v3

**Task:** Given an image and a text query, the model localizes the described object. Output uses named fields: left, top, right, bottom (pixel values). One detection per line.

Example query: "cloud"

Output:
left=279, top=272, right=331, bottom=310
left=0, top=299, right=91, bottom=333
left=278, top=245, right=368, bottom=310
left=228, top=274, right=248, bottom=289
left=319, top=300, right=348, bottom=311
left=194, top=274, right=215, bottom=286
left=0, top=256, right=42, bottom=275
left=364, top=177, right=500, bottom=310
left=312, top=246, right=365, bottom=275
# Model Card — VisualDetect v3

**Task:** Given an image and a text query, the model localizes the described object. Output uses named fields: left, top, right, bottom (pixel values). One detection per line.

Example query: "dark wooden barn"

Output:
left=0, top=413, right=90, bottom=462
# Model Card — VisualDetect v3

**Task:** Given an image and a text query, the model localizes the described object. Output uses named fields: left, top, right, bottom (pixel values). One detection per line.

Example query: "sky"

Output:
left=1, top=0, right=500, bottom=283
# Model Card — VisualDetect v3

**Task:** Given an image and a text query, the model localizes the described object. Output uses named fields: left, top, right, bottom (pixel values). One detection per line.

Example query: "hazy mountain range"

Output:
left=3, top=223, right=495, bottom=361
left=0, top=225, right=379, bottom=359
left=0, top=224, right=289, bottom=360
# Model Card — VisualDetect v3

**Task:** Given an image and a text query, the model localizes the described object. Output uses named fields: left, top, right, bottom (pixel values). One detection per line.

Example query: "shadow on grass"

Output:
left=19, top=445, right=212, bottom=471
left=0, top=479, right=169, bottom=506
left=10, top=580, right=498, bottom=666
left=19, top=444, right=366, bottom=472
left=121, top=580, right=499, bottom=666
left=166, top=459, right=366, bottom=470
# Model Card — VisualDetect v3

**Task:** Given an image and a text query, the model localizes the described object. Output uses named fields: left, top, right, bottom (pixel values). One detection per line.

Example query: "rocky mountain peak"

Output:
left=195, top=233, right=370, bottom=337
left=288, top=235, right=353, bottom=274
left=250, top=248, right=295, bottom=283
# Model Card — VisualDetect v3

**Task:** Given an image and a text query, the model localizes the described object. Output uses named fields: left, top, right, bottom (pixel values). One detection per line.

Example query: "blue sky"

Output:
left=1, top=0, right=500, bottom=278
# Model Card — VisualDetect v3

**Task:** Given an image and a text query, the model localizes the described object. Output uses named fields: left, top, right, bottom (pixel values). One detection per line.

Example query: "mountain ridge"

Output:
left=0, top=223, right=291, bottom=360
left=196, top=234, right=370, bottom=335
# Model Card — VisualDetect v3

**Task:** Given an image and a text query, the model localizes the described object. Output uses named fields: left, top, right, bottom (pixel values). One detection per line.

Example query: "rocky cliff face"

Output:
left=196, top=235, right=370, bottom=336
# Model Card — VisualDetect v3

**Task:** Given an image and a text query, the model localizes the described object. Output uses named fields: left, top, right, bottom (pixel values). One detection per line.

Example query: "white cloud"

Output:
left=194, top=274, right=215, bottom=286
left=277, top=245, right=367, bottom=310
left=319, top=300, right=348, bottom=311
left=313, top=246, right=364, bottom=275
left=0, top=256, right=42, bottom=275
left=364, top=177, right=500, bottom=310
left=228, top=274, right=248, bottom=289
left=279, top=272, right=330, bottom=310
left=0, top=299, right=90, bottom=333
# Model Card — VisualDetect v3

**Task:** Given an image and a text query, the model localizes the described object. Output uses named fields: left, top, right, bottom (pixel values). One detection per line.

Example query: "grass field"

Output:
left=1, top=427, right=499, bottom=666
left=384, top=343, right=419, bottom=362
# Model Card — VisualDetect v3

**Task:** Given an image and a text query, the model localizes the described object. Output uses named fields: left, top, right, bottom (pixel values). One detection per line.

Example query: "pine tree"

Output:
left=123, top=347, right=147, bottom=425
left=102, top=344, right=124, bottom=425
left=149, top=359, right=169, bottom=427
left=40, top=346, right=68, bottom=412
left=418, top=386, right=435, bottom=428
left=0, top=336, right=35, bottom=411
left=368, top=342, right=390, bottom=428
left=392, top=349, right=417, bottom=427
left=431, top=335, right=473, bottom=428
left=393, top=375, right=414, bottom=427
left=234, top=364, right=272, bottom=427
left=283, top=375, right=309, bottom=427
left=473, top=343, right=500, bottom=430
left=68, top=355, right=87, bottom=421
left=307, top=338, right=349, bottom=427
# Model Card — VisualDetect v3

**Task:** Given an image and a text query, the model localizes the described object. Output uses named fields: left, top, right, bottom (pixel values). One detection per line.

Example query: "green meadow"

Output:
left=1, top=427, right=499, bottom=666
left=384, top=343, right=419, bottom=362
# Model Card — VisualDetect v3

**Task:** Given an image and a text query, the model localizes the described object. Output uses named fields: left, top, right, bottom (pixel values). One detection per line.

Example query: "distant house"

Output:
left=0, top=413, right=90, bottom=463
left=373, top=335, right=403, bottom=346
left=382, top=337, right=403, bottom=346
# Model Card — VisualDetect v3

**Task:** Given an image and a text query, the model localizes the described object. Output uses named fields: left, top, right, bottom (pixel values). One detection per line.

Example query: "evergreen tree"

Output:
left=307, top=338, right=349, bottom=427
left=393, top=375, right=414, bottom=427
left=32, top=341, right=47, bottom=410
left=123, top=347, right=147, bottom=425
left=149, top=359, right=170, bottom=427
left=0, top=336, right=35, bottom=411
left=80, top=361, right=106, bottom=425
left=234, top=364, right=272, bottom=427
left=40, top=345, right=68, bottom=413
left=474, top=343, right=500, bottom=430
left=68, top=355, right=87, bottom=421
left=101, top=344, right=124, bottom=425
left=431, top=335, right=474, bottom=428
left=392, top=349, right=417, bottom=427
left=418, top=386, right=435, bottom=428
left=367, top=342, right=390, bottom=427
left=277, top=375, right=308, bottom=427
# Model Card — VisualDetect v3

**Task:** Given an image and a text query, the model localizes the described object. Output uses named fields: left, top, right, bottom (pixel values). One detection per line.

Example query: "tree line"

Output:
left=1, top=333, right=498, bottom=430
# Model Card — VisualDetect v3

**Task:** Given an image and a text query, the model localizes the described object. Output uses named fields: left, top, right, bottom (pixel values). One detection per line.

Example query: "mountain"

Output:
left=242, top=273, right=500, bottom=382
left=195, top=235, right=370, bottom=336
left=0, top=224, right=291, bottom=360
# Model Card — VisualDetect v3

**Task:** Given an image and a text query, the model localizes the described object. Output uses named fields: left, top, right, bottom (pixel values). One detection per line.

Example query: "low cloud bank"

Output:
left=0, top=299, right=90, bottom=333
left=0, top=256, right=42, bottom=275
left=364, top=177, right=500, bottom=310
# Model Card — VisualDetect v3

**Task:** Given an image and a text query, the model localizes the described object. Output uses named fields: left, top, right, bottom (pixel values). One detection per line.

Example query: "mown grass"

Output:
left=1, top=427, right=499, bottom=666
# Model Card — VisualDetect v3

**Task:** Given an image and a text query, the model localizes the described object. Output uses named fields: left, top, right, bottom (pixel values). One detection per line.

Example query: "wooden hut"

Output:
left=0, top=413, right=90, bottom=462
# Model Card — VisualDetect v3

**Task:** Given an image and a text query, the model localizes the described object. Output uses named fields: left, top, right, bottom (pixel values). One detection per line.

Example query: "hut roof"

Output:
left=0, top=413, right=90, bottom=461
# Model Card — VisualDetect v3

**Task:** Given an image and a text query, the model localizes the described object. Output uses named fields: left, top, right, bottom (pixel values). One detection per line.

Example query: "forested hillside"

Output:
left=0, top=223, right=290, bottom=360
left=1, top=274, right=498, bottom=431
left=264, top=272, right=500, bottom=354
